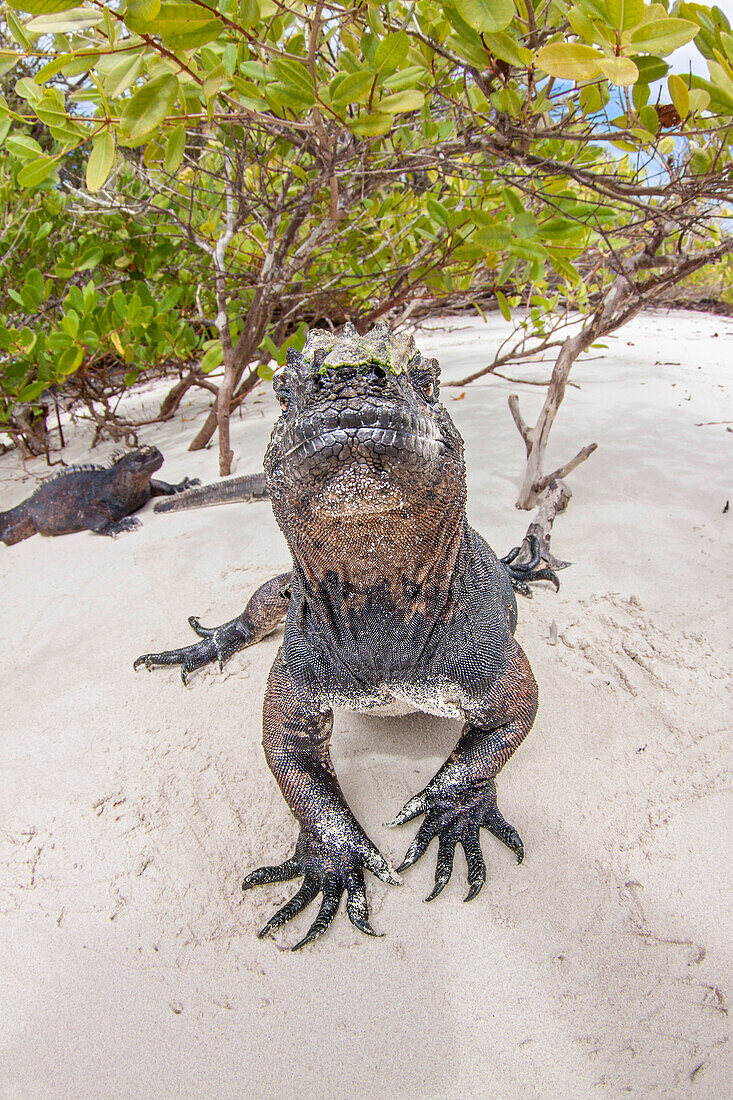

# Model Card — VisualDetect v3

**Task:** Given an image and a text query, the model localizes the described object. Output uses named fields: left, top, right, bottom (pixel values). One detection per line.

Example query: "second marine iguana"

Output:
left=0, top=446, right=199, bottom=545
left=135, top=323, right=558, bottom=949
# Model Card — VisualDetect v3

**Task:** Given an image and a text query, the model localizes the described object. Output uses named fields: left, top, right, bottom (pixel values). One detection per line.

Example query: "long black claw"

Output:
left=484, top=811, right=524, bottom=864
left=344, top=871, right=382, bottom=937
left=188, top=616, right=216, bottom=638
left=461, top=835, right=487, bottom=901
left=397, top=815, right=438, bottom=872
left=242, top=859, right=301, bottom=891
left=257, top=875, right=319, bottom=938
left=425, top=834, right=456, bottom=902
left=528, top=567, right=560, bottom=592
left=291, top=882, right=342, bottom=951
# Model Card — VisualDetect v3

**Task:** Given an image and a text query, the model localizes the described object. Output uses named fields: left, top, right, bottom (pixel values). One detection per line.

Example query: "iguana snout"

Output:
left=264, top=323, right=463, bottom=518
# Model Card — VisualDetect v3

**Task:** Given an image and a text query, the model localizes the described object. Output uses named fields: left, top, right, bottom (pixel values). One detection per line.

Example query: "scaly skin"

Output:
left=135, top=322, right=556, bottom=949
left=0, top=446, right=200, bottom=544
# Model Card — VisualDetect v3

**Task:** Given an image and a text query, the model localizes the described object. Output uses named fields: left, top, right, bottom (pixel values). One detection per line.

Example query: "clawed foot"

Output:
left=243, top=823, right=399, bottom=950
left=100, top=516, right=141, bottom=537
left=133, top=615, right=248, bottom=683
left=174, top=477, right=201, bottom=493
left=389, top=778, right=523, bottom=902
left=502, top=535, right=560, bottom=598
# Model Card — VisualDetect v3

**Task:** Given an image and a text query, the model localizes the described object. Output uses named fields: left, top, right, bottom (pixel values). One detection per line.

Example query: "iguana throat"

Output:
left=264, top=322, right=466, bottom=590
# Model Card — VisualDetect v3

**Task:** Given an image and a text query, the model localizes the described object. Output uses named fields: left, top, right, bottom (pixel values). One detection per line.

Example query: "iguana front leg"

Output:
left=134, top=572, right=291, bottom=683
left=149, top=476, right=201, bottom=496
left=243, top=651, right=398, bottom=950
left=390, top=646, right=538, bottom=900
left=87, top=512, right=141, bottom=537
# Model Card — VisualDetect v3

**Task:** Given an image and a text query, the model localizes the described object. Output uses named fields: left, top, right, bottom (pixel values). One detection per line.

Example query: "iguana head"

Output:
left=264, top=323, right=465, bottom=526
left=113, top=446, right=164, bottom=477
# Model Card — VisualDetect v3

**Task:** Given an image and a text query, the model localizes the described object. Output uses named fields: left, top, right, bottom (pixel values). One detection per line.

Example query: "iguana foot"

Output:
left=133, top=615, right=247, bottom=683
left=243, top=824, right=399, bottom=950
left=501, top=535, right=560, bottom=598
left=172, top=476, right=201, bottom=493
left=389, top=778, right=523, bottom=902
left=98, top=516, right=141, bottom=537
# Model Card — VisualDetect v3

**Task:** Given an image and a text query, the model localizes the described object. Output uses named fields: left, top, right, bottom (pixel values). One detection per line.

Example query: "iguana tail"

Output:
left=153, top=472, right=269, bottom=514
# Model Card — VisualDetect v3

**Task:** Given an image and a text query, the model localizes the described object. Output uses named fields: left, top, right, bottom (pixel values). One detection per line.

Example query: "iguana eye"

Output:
left=424, top=381, right=434, bottom=399
left=278, top=394, right=288, bottom=410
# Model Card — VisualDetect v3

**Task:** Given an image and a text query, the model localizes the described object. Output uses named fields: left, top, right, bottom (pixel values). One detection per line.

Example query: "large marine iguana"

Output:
left=135, top=323, right=558, bottom=949
left=0, top=445, right=199, bottom=544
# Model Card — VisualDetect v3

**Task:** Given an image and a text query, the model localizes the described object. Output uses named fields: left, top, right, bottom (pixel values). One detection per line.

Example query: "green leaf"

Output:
left=57, top=346, right=84, bottom=376
left=8, top=0, right=79, bottom=13
left=6, top=133, right=43, bottom=158
left=607, top=0, right=644, bottom=30
left=77, top=245, right=104, bottom=270
left=25, top=7, right=104, bottom=33
left=24, top=267, right=45, bottom=300
left=707, top=60, right=733, bottom=103
left=329, top=70, right=375, bottom=107
left=599, top=55, right=638, bottom=85
left=502, top=187, right=524, bottom=215
left=125, top=3, right=221, bottom=49
left=266, top=82, right=316, bottom=110
left=19, top=381, right=47, bottom=402
left=427, top=197, right=449, bottom=226
left=474, top=225, right=512, bottom=250
left=270, top=57, right=315, bottom=96
left=0, top=117, right=10, bottom=145
left=0, top=50, right=20, bottom=78
left=17, top=155, right=58, bottom=187
left=14, top=76, right=42, bottom=104
left=509, top=239, right=548, bottom=261
left=100, top=53, right=144, bottom=99
left=119, top=73, right=178, bottom=143
left=495, top=289, right=511, bottom=321
left=453, top=0, right=514, bottom=33
left=481, top=32, right=531, bottom=68
left=668, top=73, right=690, bottom=118
left=638, top=104, right=658, bottom=132
left=534, top=43, right=606, bottom=81
left=374, top=32, right=409, bottom=74
left=239, top=0, right=260, bottom=28
left=202, top=63, right=226, bottom=101
left=126, top=0, right=160, bottom=19
left=689, top=148, right=711, bottom=175
left=688, top=87, right=710, bottom=113
left=632, top=54, right=668, bottom=83
left=200, top=341, right=223, bottom=373
left=348, top=112, right=393, bottom=137
left=629, top=18, right=698, bottom=54
left=378, top=89, right=424, bottom=114
left=513, top=212, right=537, bottom=239
left=86, top=131, right=115, bottom=191
left=164, top=124, right=185, bottom=172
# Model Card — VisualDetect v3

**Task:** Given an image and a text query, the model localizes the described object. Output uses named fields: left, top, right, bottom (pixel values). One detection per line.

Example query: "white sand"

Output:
left=0, top=310, right=730, bottom=1099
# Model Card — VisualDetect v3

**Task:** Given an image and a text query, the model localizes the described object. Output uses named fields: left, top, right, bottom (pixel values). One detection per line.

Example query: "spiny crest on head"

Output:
left=302, top=322, right=420, bottom=376
left=111, top=445, right=157, bottom=464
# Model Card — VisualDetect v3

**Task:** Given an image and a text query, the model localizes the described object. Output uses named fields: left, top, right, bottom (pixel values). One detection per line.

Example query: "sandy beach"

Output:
left=1, top=309, right=730, bottom=1099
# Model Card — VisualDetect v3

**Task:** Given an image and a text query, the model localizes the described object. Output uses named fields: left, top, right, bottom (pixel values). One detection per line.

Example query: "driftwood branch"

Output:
left=508, top=393, right=530, bottom=447
left=517, top=479, right=573, bottom=572
left=534, top=442, right=598, bottom=494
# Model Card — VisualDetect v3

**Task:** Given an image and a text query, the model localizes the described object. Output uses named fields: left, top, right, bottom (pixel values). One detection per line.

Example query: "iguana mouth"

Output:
left=278, top=407, right=448, bottom=465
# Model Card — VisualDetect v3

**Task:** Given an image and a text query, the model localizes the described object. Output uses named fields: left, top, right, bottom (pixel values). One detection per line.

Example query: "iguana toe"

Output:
left=243, top=825, right=396, bottom=948
left=392, top=779, right=524, bottom=901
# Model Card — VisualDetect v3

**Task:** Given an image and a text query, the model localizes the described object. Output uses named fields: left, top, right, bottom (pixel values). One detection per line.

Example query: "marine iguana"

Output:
left=0, top=445, right=199, bottom=544
left=135, top=323, right=558, bottom=949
